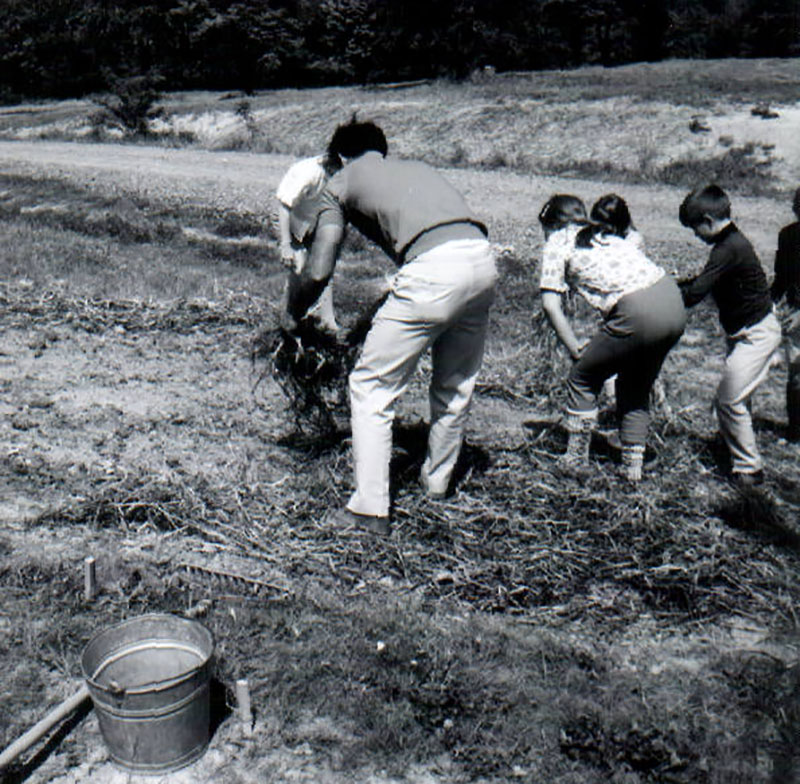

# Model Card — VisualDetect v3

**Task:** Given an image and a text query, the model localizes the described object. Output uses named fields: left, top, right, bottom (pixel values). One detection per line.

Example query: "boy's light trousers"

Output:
left=716, top=310, right=782, bottom=474
left=782, top=309, right=800, bottom=437
left=347, top=239, right=497, bottom=518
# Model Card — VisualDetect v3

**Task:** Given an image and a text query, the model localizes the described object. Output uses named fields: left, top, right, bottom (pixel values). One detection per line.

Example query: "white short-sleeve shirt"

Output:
left=276, top=156, right=327, bottom=208
left=539, top=227, right=664, bottom=316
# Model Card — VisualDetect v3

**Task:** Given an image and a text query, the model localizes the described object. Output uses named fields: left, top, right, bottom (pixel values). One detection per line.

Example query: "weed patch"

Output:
left=659, top=143, right=778, bottom=195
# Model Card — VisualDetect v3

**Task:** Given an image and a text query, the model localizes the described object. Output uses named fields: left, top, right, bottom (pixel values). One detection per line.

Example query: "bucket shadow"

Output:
left=1, top=699, right=93, bottom=784
left=209, top=676, right=232, bottom=736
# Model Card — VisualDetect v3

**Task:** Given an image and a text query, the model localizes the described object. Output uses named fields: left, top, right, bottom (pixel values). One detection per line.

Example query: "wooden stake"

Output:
left=83, top=557, right=97, bottom=601
left=235, top=679, right=252, bottom=736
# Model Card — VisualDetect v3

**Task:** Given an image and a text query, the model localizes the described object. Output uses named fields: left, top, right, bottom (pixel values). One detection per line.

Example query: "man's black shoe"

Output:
left=326, top=506, right=391, bottom=535
left=730, top=470, right=764, bottom=488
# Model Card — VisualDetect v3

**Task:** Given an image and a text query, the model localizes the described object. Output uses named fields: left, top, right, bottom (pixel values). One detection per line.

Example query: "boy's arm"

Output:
left=678, top=246, right=728, bottom=307
left=276, top=202, right=294, bottom=268
left=785, top=227, right=800, bottom=307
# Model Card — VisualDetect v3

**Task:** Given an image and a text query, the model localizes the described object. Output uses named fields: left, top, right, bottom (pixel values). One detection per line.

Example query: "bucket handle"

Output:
left=87, top=665, right=206, bottom=697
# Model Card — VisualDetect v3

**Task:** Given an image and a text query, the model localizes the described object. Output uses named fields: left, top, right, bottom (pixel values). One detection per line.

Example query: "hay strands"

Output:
left=176, top=561, right=290, bottom=599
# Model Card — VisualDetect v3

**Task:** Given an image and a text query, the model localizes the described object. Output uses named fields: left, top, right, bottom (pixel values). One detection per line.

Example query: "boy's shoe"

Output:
left=326, top=506, right=391, bottom=536
left=730, top=470, right=765, bottom=488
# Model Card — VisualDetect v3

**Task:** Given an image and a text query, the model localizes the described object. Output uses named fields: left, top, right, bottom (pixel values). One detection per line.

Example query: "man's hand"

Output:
left=279, top=309, right=299, bottom=336
left=779, top=306, right=800, bottom=335
left=280, top=244, right=296, bottom=270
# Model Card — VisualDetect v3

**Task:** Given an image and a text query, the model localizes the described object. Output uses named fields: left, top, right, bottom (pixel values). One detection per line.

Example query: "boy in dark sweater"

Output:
left=770, top=186, right=800, bottom=440
left=679, top=184, right=782, bottom=486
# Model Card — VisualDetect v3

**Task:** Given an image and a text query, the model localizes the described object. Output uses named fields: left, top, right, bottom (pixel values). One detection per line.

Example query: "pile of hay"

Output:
left=252, top=315, right=360, bottom=439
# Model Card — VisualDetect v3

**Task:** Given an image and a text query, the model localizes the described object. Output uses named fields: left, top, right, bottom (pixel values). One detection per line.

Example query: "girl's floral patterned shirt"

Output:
left=539, top=226, right=664, bottom=316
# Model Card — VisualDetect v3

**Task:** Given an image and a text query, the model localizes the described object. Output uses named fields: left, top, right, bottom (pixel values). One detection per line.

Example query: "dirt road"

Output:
left=0, top=139, right=787, bottom=262
left=0, top=140, right=291, bottom=214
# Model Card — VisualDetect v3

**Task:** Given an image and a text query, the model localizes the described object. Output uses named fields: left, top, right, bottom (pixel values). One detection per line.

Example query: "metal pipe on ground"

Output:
left=0, top=685, right=91, bottom=771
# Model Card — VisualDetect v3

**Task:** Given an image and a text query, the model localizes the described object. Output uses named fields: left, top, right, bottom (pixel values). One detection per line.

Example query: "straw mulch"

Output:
left=0, top=284, right=261, bottom=334
left=250, top=298, right=382, bottom=440
left=251, top=316, right=357, bottom=439
left=33, top=433, right=800, bottom=631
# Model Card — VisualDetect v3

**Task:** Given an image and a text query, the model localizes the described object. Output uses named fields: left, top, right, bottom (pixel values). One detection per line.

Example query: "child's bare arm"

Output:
left=541, top=291, right=583, bottom=360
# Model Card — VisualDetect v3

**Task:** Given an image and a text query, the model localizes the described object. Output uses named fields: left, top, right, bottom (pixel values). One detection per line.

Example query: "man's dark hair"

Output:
left=328, top=119, right=387, bottom=160
left=679, top=184, right=731, bottom=227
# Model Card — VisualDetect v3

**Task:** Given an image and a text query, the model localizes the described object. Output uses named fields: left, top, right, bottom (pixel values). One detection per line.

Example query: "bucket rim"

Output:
left=81, top=613, right=215, bottom=694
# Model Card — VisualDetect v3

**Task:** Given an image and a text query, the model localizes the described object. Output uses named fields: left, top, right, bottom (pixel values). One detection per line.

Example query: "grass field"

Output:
left=1, top=59, right=800, bottom=784
left=2, top=58, right=800, bottom=197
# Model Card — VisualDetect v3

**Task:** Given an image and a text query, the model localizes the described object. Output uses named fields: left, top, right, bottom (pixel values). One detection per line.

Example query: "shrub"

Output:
left=90, top=72, right=165, bottom=137
left=658, top=143, right=776, bottom=194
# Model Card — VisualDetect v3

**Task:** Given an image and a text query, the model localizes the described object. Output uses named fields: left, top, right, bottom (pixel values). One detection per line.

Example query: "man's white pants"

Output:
left=347, top=239, right=497, bottom=517
left=715, top=310, right=782, bottom=474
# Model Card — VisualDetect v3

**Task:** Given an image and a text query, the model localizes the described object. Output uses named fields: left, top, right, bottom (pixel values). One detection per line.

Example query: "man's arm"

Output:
left=285, top=222, right=343, bottom=325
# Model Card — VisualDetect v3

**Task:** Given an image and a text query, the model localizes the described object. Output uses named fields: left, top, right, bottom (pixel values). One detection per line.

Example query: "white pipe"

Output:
left=0, top=684, right=91, bottom=770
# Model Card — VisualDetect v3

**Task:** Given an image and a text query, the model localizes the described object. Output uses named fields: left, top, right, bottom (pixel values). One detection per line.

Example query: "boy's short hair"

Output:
left=679, top=184, right=731, bottom=227
left=328, top=118, right=387, bottom=160
left=793, top=186, right=800, bottom=216
left=538, top=194, right=587, bottom=231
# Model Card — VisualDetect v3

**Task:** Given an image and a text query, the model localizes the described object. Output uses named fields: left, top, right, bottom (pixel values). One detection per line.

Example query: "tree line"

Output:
left=0, top=0, right=798, bottom=102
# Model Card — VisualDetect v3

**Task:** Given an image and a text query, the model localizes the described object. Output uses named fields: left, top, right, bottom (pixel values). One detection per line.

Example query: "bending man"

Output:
left=285, top=119, right=497, bottom=534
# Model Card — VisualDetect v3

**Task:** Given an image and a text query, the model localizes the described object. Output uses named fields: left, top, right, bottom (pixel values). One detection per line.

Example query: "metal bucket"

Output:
left=81, top=613, right=215, bottom=774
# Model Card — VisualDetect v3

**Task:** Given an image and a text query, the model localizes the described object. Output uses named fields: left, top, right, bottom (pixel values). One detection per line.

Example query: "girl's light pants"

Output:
left=716, top=310, right=782, bottom=474
left=347, top=239, right=497, bottom=518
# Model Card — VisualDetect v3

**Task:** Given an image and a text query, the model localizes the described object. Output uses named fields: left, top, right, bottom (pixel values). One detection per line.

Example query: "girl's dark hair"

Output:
left=328, top=117, right=388, bottom=160
left=321, top=150, right=342, bottom=177
left=576, top=193, right=633, bottom=248
left=538, top=194, right=587, bottom=231
left=590, top=194, right=632, bottom=236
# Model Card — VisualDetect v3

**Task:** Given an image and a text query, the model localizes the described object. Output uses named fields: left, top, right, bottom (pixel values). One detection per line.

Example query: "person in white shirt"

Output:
left=276, top=151, right=341, bottom=332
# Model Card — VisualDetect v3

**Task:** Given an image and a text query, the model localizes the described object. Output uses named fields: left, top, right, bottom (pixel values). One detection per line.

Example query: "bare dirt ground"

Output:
left=2, top=140, right=800, bottom=783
